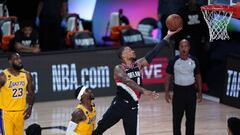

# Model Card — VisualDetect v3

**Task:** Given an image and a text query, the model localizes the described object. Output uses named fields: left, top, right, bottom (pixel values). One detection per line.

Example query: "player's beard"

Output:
left=132, top=58, right=137, bottom=61
left=130, top=56, right=137, bottom=62
left=90, top=95, right=95, bottom=100
left=12, top=63, right=23, bottom=71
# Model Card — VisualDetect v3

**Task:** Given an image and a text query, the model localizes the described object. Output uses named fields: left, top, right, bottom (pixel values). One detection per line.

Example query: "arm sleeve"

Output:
left=66, top=121, right=79, bottom=135
left=166, top=58, right=175, bottom=75
left=144, top=39, right=169, bottom=64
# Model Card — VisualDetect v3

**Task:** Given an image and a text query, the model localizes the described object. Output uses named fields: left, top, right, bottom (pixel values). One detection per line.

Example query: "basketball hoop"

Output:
left=201, top=4, right=240, bottom=42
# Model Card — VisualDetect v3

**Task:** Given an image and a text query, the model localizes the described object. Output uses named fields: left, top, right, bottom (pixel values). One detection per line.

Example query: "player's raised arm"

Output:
left=114, top=65, right=152, bottom=96
left=136, top=28, right=182, bottom=68
left=66, top=109, right=86, bottom=135
left=24, top=72, right=35, bottom=120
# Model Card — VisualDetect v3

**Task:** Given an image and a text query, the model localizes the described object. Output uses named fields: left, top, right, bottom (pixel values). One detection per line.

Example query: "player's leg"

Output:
left=172, top=89, right=185, bottom=135
left=93, top=98, right=123, bottom=135
left=122, top=104, right=139, bottom=135
left=13, top=111, right=24, bottom=135
left=185, top=88, right=197, bottom=135
left=2, top=111, right=14, bottom=135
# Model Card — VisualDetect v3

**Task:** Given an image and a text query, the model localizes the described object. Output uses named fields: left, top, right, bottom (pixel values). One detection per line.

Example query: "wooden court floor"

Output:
left=25, top=93, right=239, bottom=135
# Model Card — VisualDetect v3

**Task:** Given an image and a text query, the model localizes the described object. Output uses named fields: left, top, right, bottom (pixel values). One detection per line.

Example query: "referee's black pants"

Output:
left=93, top=97, right=139, bottom=135
left=172, top=84, right=197, bottom=135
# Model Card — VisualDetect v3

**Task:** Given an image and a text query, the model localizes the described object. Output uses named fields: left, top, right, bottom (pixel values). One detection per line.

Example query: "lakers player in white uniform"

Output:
left=0, top=53, right=35, bottom=135
left=66, top=86, right=96, bottom=135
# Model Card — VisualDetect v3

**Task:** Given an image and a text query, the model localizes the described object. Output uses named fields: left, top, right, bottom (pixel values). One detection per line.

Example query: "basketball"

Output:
left=166, top=14, right=183, bottom=31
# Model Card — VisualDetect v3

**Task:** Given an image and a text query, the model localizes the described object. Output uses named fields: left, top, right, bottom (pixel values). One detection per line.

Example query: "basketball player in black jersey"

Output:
left=93, top=28, right=181, bottom=135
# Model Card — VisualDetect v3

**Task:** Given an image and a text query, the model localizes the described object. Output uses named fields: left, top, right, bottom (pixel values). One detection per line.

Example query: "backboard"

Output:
left=208, top=0, right=240, bottom=5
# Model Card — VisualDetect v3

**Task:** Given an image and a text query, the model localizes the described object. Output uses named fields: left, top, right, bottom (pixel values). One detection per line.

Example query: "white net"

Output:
left=201, top=9, right=233, bottom=42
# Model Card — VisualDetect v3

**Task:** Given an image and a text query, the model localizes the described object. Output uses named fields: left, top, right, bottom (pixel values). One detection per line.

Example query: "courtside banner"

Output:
left=221, top=54, right=240, bottom=108
left=0, top=46, right=171, bottom=102
left=142, top=57, right=168, bottom=84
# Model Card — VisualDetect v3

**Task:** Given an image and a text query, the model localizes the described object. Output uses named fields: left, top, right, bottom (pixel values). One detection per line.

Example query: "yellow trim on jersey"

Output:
left=2, top=110, right=25, bottom=135
left=74, top=103, right=96, bottom=135
left=1, top=69, right=28, bottom=111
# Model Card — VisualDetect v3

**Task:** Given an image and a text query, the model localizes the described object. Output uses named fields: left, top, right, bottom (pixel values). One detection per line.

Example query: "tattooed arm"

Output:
left=114, top=65, right=152, bottom=95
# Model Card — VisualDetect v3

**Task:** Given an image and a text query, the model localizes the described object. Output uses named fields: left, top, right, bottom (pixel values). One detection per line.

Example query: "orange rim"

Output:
left=201, top=5, right=234, bottom=12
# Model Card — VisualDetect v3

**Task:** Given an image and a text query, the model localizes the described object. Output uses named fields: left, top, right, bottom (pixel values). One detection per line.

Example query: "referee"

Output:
left=165, top=39, right=202, bottom=135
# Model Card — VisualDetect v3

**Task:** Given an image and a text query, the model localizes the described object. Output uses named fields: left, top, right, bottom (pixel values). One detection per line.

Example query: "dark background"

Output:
left=220, top=54, right=240, bottom=108
left=0, top=45, right=172, bottom=102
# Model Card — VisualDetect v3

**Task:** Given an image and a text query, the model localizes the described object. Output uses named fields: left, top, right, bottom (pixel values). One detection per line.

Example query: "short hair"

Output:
left=21, top=21, right=33, bottom=29
left=228, top=117, right=240, bottom=135
left=119, top=9, right=123, bottom=14
left=179, top=39, right=190, bottom=46
left=117, top=46, right=127, bottom=60
left=25, top=123, right=42, bottom=135
left=74, top=86, right=84, bottom=99
left=8, top=52, right=19, bottom=61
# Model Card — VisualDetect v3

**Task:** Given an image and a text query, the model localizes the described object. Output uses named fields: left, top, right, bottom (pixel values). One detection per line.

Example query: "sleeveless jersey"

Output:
left=1, top=69, right=28, bottom=111
left=0, top=90, right=1, bottom=109
left=75, top=104, right=96, bottom=135
left=115, top=63, right=143, bottom=103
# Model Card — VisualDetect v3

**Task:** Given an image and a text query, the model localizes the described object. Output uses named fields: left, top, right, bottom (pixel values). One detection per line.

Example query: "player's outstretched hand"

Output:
left=165, top=92, right=172, bottom=103
left=24, top=106, right=33, bottom=120
left=143, top=90, right=153, bottom=96
left=163, top=27, right=182, bottom=40
left=167, top=27, right=182, bottom=36
left=152, top=91, right=160, bottom=99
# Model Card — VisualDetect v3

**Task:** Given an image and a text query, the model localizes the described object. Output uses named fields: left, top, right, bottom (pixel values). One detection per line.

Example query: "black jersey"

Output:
left=115, top=62, right=142, bottom=103
left=9, top=30, right=39, bottom=52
